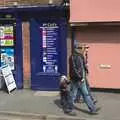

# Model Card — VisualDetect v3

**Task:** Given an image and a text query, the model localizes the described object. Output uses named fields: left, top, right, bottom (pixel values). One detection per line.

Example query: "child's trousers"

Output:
left=61, top=93, right=74, bottom=113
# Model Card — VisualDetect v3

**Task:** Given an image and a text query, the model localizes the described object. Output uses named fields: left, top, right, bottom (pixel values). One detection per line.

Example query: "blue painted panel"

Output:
left=30, top=18, right=67, bottom=90
left=15, top=18, right=23, bottom=89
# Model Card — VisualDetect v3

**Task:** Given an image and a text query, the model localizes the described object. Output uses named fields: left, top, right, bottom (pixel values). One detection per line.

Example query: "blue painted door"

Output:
left=30, top=18, right=67, bottom=90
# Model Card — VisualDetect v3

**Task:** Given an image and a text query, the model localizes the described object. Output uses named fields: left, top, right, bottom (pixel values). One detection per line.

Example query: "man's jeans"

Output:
left=70, top=81, right=96, bottom=112
left=75, top=79, right=95, bottom=103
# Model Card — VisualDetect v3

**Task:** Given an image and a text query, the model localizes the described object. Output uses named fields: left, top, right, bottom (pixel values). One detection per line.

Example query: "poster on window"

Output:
left=0, top=26, right=4, bottom=39
left=40, top=22, right=59, bottom=73
left=0, top=25, right=14, bottom=46
left=1, top=48, right=14, bottom=70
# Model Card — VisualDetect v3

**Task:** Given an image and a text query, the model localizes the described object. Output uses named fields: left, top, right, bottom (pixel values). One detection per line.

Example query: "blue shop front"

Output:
left=0, top=6, right=69, bottom=90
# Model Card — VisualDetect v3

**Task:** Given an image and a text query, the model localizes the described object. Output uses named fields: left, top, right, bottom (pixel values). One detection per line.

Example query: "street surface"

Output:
left=0, top=90, right=120, bottom=120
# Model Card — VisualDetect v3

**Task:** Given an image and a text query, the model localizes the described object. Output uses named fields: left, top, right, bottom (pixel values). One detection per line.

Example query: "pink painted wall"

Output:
left=70, top=0, right=120, bottom=22
left=75, top=27, right=120, bottom=88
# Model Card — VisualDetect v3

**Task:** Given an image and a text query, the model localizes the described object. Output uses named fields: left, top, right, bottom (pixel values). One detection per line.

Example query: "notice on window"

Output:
left=0, top=25, right=14, bottom=46
left=40, top=23, right=59, bottom=73
left=0, top=65, right=16, bottom=93
left=1, top=48, right=14, bottom=70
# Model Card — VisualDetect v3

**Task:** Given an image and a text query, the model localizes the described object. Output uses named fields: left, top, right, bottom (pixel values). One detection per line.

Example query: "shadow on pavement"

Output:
left=75, top=106, right=101, bottom=115
left=54, top=99, right=101, bottom=115
left=74, top=106, right=91, bottom=114
left=53, top=99, right=62, bottom=108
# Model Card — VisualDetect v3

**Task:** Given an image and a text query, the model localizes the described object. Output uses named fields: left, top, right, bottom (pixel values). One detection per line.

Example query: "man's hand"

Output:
left=81, top=78, right=85, bottom=82
left=78, top=79, right=85, bottom=85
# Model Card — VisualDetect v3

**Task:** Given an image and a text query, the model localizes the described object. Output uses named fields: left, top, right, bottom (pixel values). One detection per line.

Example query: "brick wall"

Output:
left=22, top=22, right=31, bottom=88
left=0, top=1, right=4, bottom=5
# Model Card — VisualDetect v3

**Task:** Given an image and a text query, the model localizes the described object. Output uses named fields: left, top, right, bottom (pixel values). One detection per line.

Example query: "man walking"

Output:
left=75, top=45, right=97, bottom=104
left=70, top=44, right=98, bottom=114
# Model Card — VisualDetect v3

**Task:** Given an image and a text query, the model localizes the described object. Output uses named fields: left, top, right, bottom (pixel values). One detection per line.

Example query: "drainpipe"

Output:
left=71, top=26, right=76, bottom=53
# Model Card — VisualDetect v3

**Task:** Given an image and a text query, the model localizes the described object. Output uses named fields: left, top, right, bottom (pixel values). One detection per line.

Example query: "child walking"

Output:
left=59, top=75, right=76, bottom=115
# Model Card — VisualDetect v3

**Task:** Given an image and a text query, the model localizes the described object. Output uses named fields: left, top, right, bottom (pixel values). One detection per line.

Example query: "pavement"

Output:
left=0, top=89, right=120, bottom=120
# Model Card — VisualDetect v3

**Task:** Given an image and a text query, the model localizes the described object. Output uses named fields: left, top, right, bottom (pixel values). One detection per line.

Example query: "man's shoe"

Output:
left=90, top=107, right=101, bottom=115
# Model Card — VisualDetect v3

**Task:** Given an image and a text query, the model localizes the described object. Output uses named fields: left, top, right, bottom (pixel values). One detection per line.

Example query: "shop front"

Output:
left=0, top=5, right=69, bottom=90
left=0, top=11, right=23, bottom=89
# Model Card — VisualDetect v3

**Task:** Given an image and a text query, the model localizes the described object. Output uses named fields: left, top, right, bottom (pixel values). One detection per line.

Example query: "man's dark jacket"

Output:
left=70, top=50, right=88, bottom=82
